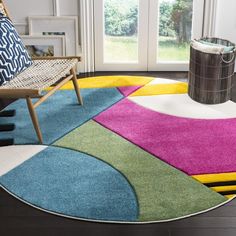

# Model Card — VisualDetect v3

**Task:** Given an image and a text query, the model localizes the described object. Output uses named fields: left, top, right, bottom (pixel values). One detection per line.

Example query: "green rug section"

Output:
left=54, top=120, right=227, bottom=222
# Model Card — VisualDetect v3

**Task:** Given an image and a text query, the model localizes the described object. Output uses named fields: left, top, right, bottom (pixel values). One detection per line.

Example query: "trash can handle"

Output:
left=221, top=52, right=235, bottom=64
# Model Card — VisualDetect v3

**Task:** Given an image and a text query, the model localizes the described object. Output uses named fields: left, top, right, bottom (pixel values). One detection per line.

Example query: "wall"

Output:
left=215, top=0, right=236, bottom=43
left=5, top=0, right=79, bottom=34
left=4, top=0, right=83, bottom=71
left=214, top=0, right=236, bottom=71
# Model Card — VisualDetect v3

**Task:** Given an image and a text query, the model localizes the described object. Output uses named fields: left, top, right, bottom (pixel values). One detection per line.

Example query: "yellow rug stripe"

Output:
left=225, top=195, right=236, bottom=199
left=211, top=185, right=236, bottom=192
left=129, top=82, right=188, bottom=97
left=46, top=76, right=154, bottom=91
left=192, top=172, right=236, bottom=184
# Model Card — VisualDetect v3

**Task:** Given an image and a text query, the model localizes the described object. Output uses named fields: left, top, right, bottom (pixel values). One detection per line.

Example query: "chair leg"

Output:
left=70, top=68, right=83, bottom=105
left=26, top=97, right=43, bottom=144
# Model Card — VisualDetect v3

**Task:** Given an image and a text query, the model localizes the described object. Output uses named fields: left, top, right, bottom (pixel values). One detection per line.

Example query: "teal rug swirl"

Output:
left=0, top=146, right=138, bottom=222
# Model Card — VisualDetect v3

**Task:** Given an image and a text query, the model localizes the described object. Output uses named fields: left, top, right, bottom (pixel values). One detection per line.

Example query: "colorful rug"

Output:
left=0, top=76, right=236, bottom=223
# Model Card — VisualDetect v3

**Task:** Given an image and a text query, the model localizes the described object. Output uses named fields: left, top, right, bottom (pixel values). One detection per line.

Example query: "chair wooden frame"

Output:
left=0, top=0, right=83, bottom=144
left=0, top=0, right=9, bottom=17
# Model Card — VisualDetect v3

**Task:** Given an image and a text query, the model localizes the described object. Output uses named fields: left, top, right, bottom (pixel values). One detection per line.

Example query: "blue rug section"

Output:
left=0, top=88, right=123, bottom=144
left=0, top=146, right=138, bottom=222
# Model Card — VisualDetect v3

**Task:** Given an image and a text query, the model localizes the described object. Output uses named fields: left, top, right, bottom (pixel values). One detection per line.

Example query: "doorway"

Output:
left=94, top=0, right=205, bottom=71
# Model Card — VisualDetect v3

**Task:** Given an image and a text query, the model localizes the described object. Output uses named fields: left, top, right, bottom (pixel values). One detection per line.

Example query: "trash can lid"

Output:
left=198, top=39, right=235, bottom=53
left=191, top=40, right=235, bottom=54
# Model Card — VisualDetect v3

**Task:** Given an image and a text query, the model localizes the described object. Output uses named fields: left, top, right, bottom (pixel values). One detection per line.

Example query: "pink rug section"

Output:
left=94, top=99, right=236, bottom=175
left=117, top=86, right=142, bottom=97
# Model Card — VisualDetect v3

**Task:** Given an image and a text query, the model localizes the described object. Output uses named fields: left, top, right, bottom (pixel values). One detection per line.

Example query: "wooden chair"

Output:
left=0, top=0, right=83, bottom=144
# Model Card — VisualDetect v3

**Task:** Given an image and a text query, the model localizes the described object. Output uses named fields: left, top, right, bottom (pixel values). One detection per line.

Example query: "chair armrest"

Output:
left=32, top=56, right=81, bottom=62
left=1, top=0, right=11, bottom=19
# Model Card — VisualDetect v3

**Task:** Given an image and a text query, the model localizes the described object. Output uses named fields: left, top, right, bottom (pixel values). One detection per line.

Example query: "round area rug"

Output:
left=0, top=76, right=236, bottom=224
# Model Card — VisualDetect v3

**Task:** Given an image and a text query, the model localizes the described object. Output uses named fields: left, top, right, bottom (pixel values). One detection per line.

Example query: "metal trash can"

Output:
left=188, top=37, right=236, bottom=104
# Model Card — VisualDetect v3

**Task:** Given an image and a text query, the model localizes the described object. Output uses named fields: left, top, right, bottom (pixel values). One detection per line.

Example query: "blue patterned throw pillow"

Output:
left=0, top=16, right=32, bottom=86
